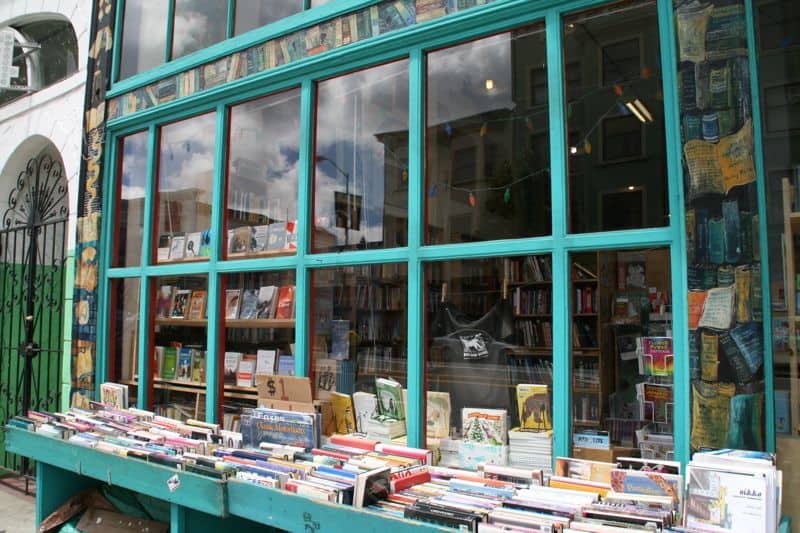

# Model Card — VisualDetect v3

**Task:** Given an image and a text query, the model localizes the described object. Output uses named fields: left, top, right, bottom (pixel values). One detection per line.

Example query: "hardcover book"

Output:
left=225, top=289, right=242, bottom=320
left=375, top=377, right=404, bottom=420
left=229, top=226, right=252, bottom=254
left=238, top=289, right=260, bottom=320
left=462, top=407, right=507, bottom=445
left=161, top=347, right=178, bottom=380
left=352, top=391, right=378, bottom=433
left=275, top=286, right=296, bottom=319
left=256, top=285, right=279, bottom=319
left=171, top=289, right=192, bottom=319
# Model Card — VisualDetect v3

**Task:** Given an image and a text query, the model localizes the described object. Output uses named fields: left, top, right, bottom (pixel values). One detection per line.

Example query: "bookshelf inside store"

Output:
left=570, top=248, right=674, bottom=460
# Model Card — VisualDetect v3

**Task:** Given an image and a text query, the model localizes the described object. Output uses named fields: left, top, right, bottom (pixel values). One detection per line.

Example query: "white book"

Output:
left=236, top=359, right=256, bottom=387
left=224, top=351, right=242, bottom=384
left=352, top=391, right=378, bottom=434
left=185, top=231, right=203, bottom=257
left=169, top=235, right=186, bottom=259
left=256, top=349, right=277, bottom=375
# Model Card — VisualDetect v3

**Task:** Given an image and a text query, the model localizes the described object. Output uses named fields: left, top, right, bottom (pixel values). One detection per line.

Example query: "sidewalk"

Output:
left=0, top=477, right=35, bottom=533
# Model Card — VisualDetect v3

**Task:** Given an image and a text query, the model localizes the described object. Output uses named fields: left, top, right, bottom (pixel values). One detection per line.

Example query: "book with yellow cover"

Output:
left=516, top=383, right=551, bottom=430
left=331, top=391, right=357, bottom=434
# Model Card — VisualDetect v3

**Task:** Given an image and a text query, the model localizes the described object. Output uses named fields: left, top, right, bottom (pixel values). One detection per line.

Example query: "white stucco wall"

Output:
left=0, top=0, right=91, bottom=252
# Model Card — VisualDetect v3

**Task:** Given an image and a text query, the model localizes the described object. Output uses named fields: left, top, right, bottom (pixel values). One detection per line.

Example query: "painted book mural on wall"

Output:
left=675, top=0, right=765, bottom=452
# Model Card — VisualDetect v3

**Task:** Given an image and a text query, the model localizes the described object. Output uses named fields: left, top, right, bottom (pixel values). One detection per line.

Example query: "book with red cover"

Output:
left=275, top=286, right=296, bottom=319
left=328, top=434, right=379, bottom=451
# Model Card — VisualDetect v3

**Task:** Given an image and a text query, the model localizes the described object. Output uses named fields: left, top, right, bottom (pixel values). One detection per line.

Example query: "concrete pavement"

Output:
left=0, top=477, right=35, bottom=533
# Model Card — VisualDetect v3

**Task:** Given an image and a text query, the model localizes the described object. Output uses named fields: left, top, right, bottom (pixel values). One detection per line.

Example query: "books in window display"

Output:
left=636, top=337, right=674, bottom=377
left=256, top=285, right=279, bottom=319
left=507, top=429, right=552, bottom=474
left=636, top=382, right=673, bottom=424
left=240, top=407, right=320, bottom=450
left=238, top=289, right=260, bottom=320
left=156, top=286, right=174, bottom=318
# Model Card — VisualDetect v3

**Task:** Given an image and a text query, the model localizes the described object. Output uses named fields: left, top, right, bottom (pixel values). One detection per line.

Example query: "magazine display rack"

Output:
left=5, top=427, right=449, bottom=532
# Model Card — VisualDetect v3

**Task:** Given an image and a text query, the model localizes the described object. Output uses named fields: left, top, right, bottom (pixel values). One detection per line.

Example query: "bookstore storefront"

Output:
left=53, top=0, right=797, bottom=529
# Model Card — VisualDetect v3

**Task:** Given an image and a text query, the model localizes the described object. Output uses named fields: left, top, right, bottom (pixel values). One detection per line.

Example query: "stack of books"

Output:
left=507, top=429, right=552, bottom=474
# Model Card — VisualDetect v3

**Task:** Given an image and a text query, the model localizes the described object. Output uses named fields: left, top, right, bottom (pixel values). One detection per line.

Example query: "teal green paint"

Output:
left=744, top=0, right=775, bottom=453
left=657, top=0, right=690, bottom=466
left=107, top=266, right=144, bottom=278
left=111, top=0, right=125, bottom=83
left=545, top=9, right=569, bottom=463
left=416, top=239, right=555, bottom=261
left=142, top=261, right=212, bottom=277
left=95, top=130, right=120, bottom=390
left=172, top=505, right=188, bottom=533
left=138, top=124, right=159, bottom=409
left=306, top=247, right=410, bottom=266
left=61, top=249, right=75, bottom=412
left=206, top=107, right=226, bottom=422
left=294, top=80, right=315, bottom=378
left=215, top=255, right=298, bottom=274
left=661, top=0, right=691, bottom=465
left=406, top=48, right=424, bottom=449
left=165, top=0, right=175, bottom=63
left=35, top=462, right=99, bottom=528
left=227, top=0, right=236, bottom=38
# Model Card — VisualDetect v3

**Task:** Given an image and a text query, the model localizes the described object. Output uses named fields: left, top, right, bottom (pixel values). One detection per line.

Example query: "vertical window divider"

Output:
left=111, top=0, right=125, bottom=84
left=206, top=106, right=227, bottom=423
left=295, top=79, right=316, bottom=378
left=165, top=0, right=176, bottom=63
left=657, top=0, right=690, bottom=466
left=406, top=48, right=424, bottom=449
left=137, top=124, right=159, bottom=409
left=744, top=0, right=774, bottom=452
left=546, top=10, right=570, bottom=463
left=96, top=133, right=121, bottom=394
left=226, top=0, right=236, bottom=39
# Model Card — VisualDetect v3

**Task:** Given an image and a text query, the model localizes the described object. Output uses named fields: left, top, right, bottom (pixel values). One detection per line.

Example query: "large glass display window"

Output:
left=425, top=24, right=551, bottom=244
left=113, top=131, right=148, bottom=268
left=108, top=278, right=141, bottom=403
left=313, top=60, right=410, bottom=252
left=118, top=0, right=169, bottom=80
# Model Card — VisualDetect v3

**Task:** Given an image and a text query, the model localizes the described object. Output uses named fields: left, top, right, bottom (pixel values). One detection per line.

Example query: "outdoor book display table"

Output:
left=4, top=427, right=449, bottom=532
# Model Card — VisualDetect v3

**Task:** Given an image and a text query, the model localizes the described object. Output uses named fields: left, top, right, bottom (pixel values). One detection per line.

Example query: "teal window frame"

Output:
left=98, top=0, right=776, bottom=468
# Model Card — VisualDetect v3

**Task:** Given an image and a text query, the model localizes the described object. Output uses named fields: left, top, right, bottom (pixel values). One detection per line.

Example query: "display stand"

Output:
left=4, top=427, right=449, bottom=532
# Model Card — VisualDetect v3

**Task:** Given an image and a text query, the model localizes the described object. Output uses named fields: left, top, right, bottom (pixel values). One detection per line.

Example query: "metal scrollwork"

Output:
left=3, top=155, right=68, bottom=230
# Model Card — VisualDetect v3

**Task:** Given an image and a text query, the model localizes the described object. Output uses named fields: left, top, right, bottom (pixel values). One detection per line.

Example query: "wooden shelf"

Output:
left=156, top=317, right=296, bottom=329
left=122, top=378, right=259, bottom=399
left=226, top=249, right=296, bottom=260
left=508, top=347, right=553, bottom=356
left=572, top=278, right=598, bottom=284
left=573, top=419, right=601, bottom=426
left=514, top=313, right=552, bottom=318
left=574, top=313, right=597, bottom=317
left=508, top=280, right=552, bottom=286
left=157, top=256, right=210, bottom=264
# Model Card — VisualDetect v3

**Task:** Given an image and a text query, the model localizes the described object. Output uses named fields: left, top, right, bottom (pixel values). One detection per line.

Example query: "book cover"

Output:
left=177, top=348, right=193, bottom=380
left=253, top=225, right=269, bottom=251
left=191, top=350, right=205, bottom=383
left=224, top=352, right=243, bottom=385
left=256, top=349, right=277, bottom=375
left=516, top=384, right=551, bottom=431
left=188, top=290, right=207, bottom=320
left=267, top=222, right=287, bottom=250
left=185, top=231, right=203, bottom=258
left=331, top=391, right=357, bottom=434
left=153, top=346, right=165, bottom=378
left=354, top=466, right=391, bottom=508
left=638, top=337, right=674, bottom=377
left=275, top=286, right=296, bottom=319
left=314, top=358, right=338, bottom=400
left=100, top=383, right=128, bottom=409
left=375, top=378, right=404, bottom=420
left=225, top=289, right=242, bottom=320
left=156, top=286, right=174, bottom=318
left=243, top=409, right=317, bottom=449
left=427, top=390, right=451, bottom=439
left=157, top=234, right=171, bottom=261
left=555, top=457, right=614, bottom=484
left=162, top=347, right=178, bottom=380
left=239, top=289, right=260, bottom=320
left=698, top=285, right=734, bottom=330
left=237, top=358, right=256, bottom=387
left=684, top=465, right=769, bottom=533
left=352, top=391, right=378, bottom=433
left=637, top=383, right=673, bottom=424
left=462, top=407, right=507, bottom=445
left=171, top=289, right=191, bottom=318
left=169, top=234, right=186, bottom=260
left=610, top=469, right=682, bottom=510
left=256, top=285, right=279, bottom=319
left=278, top=355, right=295, bottom=376
left=229, top=226, right=252, bottom=254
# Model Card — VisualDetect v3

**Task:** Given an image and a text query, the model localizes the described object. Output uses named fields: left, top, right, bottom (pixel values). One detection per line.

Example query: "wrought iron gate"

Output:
left=0, top=155, right=68, bottom=474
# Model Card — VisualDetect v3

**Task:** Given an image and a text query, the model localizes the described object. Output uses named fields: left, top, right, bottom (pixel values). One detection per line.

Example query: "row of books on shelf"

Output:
left=13, top=399, right=780, bottom=532
left=505, top=255, right=553, bottom=283
left=224, top=350, right=295, bottom=387
left=227, top=221, right=297, bottom=255
left=511, top=287, right=551, bottom=315
left=575, top=286, right=597, bottom=314
left=572, top=320, right=598, bottom=348
left=157, top=230, right=211, bottom=262
left=508, top=358, right=553, bottom=386
left=154, top=345, right=206, bottom=382
left=155, top=285, right=295, bottom=321
left=334, top=284, right=404, bottom=311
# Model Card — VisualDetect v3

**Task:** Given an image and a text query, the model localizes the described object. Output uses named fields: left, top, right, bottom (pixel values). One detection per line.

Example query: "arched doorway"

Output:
left=0, top=138, right=68, bottom=475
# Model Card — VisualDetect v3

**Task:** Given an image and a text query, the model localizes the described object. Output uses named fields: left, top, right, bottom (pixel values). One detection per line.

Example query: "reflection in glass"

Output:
left=120, top=0, right=168, bottom=79
left=109, top=278, right=141, bottom=406
left=570, top=248, right=673, bottom=459
left=234, top=0, right=304, bottom=35
left=426, top=256, right=553, bottom=470
left=221, top=270, right=296, bottom=427
left=314, top=61, right=409, bottom=252
left=149, top=275, right=209, bottom=421
left=426, top=24, right=550, bottom=244
left=226, top=89, right=301, bottom=259
left=564, top=1, right=668, bottom=233
left=115, top=132, right=148, bottom=267
left=155, top=113, right=216, bottom=264
left=310, top=264, right=408, bottom=437
left=172, top=0, right=229, bottom=59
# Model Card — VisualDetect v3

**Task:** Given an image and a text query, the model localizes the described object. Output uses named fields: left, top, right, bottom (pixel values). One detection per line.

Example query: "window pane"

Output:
left=149, top=275, right=209, bottom=421
left=172, top=0, right=230, bottom=60
left=221, top=270, right=296, bottom=427
left=17, top=20, right=78, bottom=87
left=226, top=89, right=301, bottom=259
left=426, top=24, right=550, bottom=244
left=114, top=132, right=148, bottom=267
left=313, top=61, right=409, bottom=252
left=234, top=0, right=303, bottom=36
left=109, top=278, right=141, bottom=407
left=155, top=113, right=215, bottom=264
left=425, top=256, right=553, bottom=471
left=310, top=264, right=408, bottom=438
left=564, top=1, right=668, bottom=233
left=120, top=0, right=168, bottom=79
left=570, top=248, right=674, bottom=460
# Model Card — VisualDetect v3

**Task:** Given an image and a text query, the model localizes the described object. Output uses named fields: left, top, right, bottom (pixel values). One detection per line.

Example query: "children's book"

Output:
left=462, top=407, right=507, bottom=445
